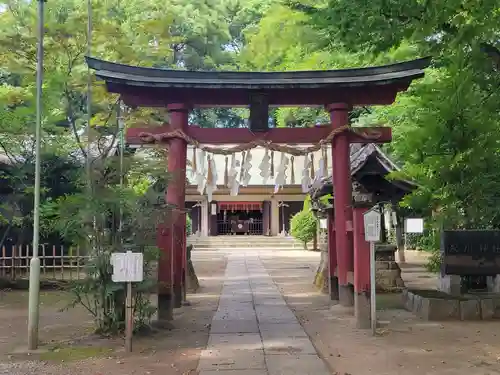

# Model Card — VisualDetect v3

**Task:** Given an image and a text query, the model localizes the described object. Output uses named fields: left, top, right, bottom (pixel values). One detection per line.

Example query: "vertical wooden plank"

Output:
left=41, top=244, right=46, bottom=277
left=76, top=246, right=81, bottom=280
left=60, top=245, right=64, bottom=280
left=52, top=245, right=56, bottom=280
left=11, top=245, right=16, bottom=281
left=1, top=246, right=5, bottom=278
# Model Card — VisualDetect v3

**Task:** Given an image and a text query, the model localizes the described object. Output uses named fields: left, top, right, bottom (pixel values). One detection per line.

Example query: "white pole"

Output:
left=370, top=241, right=377, bottom=336
left=125, top=281, right=133, bottom=352
left=27, top=0, right=46, bottom=351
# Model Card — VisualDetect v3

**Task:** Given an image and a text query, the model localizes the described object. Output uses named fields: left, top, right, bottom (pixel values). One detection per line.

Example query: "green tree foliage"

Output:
left=41, top=152, right=167, bottom=334
left=290, top=209, right=317, bottom=250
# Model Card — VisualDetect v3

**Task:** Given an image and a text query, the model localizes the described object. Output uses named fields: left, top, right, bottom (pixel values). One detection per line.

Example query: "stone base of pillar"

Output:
left=186, top=259, right=200, bottom=292
left=155, top=293, right=174, bottom=329
left=339, top=284, right=354, bottom=307
left=313, top=247, right=329, bottom=294
left=329, top=276, right=339, bottom=301
left=173, top=285, right=183, bottom=308
left=354, top=292, right=371, bottom=329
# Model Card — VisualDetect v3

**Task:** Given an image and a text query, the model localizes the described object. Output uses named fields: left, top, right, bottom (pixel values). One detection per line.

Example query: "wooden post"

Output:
left=327, top=103, right=354, bottom=307
left=327, top=209, right=339, bottom=301
left=156, top=104, right=189, bottom=321
left=353, top=205, right=371, bottom=328
left=166, top=104, right=188, bottom=309
left=125, top=281, right=133, bottom=352
left=392, top=203, right=405, bottom=263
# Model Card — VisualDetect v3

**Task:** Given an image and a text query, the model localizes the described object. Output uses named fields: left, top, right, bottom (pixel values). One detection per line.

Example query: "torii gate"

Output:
left=86, top=56, right=430, bottom=324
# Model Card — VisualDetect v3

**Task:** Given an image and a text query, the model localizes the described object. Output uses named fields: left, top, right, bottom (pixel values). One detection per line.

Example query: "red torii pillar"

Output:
left=353, top=203, right=372, bottom=328
left=328, top=103, right=355, bottom=307
left=157, top=104, right=188, bottom=322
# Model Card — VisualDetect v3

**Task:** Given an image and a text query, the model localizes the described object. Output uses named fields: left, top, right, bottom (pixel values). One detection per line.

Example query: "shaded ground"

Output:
left=2, top=248, right=500, bottom=375
left=259, top=249, right=500, bottom=375
left=0, top=250, right=226, bottom=375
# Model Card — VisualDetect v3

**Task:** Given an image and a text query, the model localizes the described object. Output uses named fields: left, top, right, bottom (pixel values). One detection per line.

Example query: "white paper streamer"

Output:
left=274, top=152, right=289, bottom=194
left=301, top=154, right=312, bottom=193
left=259, top=148, right=271, bottom=185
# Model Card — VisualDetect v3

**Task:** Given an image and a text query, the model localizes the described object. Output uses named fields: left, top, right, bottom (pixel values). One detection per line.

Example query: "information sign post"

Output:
left=363, top=207, right=382, bottom=336
left=111, top=251, right=144, bottom=352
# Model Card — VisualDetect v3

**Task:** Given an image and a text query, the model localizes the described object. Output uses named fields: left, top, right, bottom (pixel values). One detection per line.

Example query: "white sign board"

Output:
left=405, top=218, right=424, bottom=234
left=320, top=219, right=327, bottom=229
left=111, top=251, right=144, bottom=283
left=363, top=209, right=382, bottom=242
left=211, top=203, right=217, bottom=215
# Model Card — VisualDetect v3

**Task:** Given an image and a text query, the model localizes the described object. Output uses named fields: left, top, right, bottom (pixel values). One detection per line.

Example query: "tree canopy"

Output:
left=0, top=0, right=499, bottom=248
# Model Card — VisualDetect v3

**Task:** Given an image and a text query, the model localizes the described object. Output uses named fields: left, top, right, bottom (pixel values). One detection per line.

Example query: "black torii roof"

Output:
left=311, top=143, right=416, bottom=203
left=85, top=56, right=431, bottom=107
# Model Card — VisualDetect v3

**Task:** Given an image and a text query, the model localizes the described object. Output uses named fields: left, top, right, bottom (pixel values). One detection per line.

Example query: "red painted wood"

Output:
left=162, top=104, right=188, bottom=306
left=112, top=83, right=411, bottom=107
left=156, top=219, right=174, bottom=306
left=329, top=103, right=353, bottom=288
left=353, top=207, right=371, bottom=293
left=328, top=210, right=337, bottom=278
left=218, top=202, right=263, bottom=211
left=126, top=125, right=392, bottom=145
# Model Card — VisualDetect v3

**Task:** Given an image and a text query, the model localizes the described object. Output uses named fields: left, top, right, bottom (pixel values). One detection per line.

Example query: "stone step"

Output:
left=189, top=242, right=305, bottom=248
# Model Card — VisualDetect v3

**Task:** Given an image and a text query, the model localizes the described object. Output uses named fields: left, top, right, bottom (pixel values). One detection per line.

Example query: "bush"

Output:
left=186, top=215, right=192, bottom=236
left=290, top=210, right=317, bottom=250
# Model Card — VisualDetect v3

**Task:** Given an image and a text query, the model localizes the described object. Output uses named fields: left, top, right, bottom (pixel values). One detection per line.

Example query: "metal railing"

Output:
left=216, top=219, right=264, bottom=235
left=0, top=245, right=89, bottom=281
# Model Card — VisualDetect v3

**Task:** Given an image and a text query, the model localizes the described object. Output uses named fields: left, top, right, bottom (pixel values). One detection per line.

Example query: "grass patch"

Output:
left=39, top=346, right=114, bottom=362
left=0, top=290, right=73, bottom=308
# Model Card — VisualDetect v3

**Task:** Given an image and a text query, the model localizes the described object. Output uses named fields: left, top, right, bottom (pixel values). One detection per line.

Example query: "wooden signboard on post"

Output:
left=363, top=207, right=382, bottom=336
left=111, top=251, right=144, bottom=352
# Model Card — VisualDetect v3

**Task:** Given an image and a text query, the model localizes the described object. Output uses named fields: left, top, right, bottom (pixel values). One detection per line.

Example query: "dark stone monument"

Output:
left=441, top=230, right=500, bottom=276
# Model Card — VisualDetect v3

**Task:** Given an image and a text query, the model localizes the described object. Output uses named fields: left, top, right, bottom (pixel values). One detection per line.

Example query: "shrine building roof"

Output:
left=85, top=56, right=431, bottom=107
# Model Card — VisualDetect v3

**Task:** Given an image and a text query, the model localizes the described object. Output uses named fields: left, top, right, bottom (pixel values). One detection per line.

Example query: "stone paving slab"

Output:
left=198, top=255, right=329, bottom=375
left=208, top=333, right=263, bottom=351
left=199, top=371, right=268, bottom=375
left=254, top=298, right=287, bottom=306
left=262, top=336, right=317, bottom=355
left=219, top=295, right=254, bottom=303
left=198, top=349, right=266, bottom=371
left=210, top=319, right=260, bottom=334
left=266, top=354, right=331, bottom=375
left=214, top=312, right=257, bottom=321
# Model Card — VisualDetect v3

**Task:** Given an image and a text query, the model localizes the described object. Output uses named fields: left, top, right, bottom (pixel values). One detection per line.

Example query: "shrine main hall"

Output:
left=182, top=143, right=412, bottom=237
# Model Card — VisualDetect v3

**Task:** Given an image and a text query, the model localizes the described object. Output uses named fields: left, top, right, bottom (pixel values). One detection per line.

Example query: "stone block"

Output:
left=487, top=276, right=500, bottom=293
left=412, top=294, right=422, bottom=315
left=459, top=299, right=481, bottom=321
left=415, top=296, right=460, bottom=320
left=402, top=289, right=414, bottom=311
left=438, top=274, right=461, bottom=295
left=493, top=298, right=500, bottom=319
left=481, top=299, right=494, bottom=320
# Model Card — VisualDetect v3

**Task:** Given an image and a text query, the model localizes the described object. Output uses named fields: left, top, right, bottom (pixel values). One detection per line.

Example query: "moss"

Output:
left=39, top=346, right=114, bottom=362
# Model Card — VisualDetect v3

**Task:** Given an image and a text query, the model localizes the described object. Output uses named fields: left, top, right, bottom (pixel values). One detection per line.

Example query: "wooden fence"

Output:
left=0, top=245, right=89, bottom=281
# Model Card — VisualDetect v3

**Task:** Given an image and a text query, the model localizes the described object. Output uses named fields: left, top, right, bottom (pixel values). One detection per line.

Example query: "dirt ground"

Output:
left=0, top=250, right=226, bottom=375
left=260, top=249, right=500, bottom=375
left=2, top=249, right=500, bottom=375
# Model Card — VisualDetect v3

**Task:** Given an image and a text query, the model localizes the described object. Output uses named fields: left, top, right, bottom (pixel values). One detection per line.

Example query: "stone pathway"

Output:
left=197, top=254, right=331, bottom=375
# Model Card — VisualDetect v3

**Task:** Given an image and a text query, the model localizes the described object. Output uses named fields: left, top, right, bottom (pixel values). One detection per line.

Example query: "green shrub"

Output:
left=186, top=215, right=192, bottom=236
left=290, top=210, right=317, bottom=250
